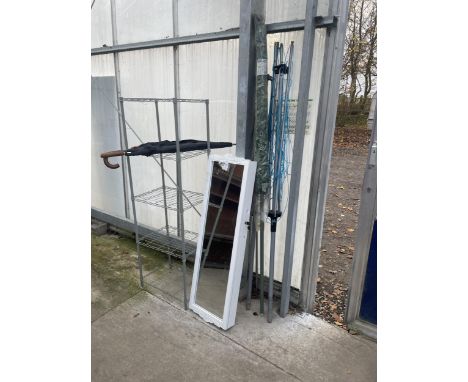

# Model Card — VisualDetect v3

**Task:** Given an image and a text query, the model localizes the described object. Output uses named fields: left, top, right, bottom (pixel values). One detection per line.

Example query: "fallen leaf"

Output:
left=335, top=321, right=343, bottom=326
left=347, top=228, right=355, bottom=232
left=329, top=270, right=337, bottom=274
left=337, top=186, right=344, bottom=189
left=332, top=230, right=338, bottom=234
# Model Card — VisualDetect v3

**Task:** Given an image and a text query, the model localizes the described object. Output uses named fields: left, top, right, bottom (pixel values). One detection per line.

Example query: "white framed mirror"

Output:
left=189, top=155, right=256, bottom=330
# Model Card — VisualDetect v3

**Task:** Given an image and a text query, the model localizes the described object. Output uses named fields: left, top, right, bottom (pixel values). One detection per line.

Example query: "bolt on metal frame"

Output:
left=120, top=96, right=211, bottom=310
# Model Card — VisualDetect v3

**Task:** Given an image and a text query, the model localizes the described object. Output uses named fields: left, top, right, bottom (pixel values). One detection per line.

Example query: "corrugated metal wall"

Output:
left=91, top=0, right=329, bottom=289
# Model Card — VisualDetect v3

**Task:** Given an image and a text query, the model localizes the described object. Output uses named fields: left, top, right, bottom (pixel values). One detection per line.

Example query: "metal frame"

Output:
left=189, top=155, right=257, bottom=330
left=91, top=18, right=337, bottom=56
left=279, top=0, right=320, bottom=318
left=299, top=0, right=350, bottom=313
left=345, top=102, right=377, bottom=340
left=109, top=0, right=129, bottom=219
left=120, top=96, right=211, bottom=310
left=236, top=0, right=265, bottom=302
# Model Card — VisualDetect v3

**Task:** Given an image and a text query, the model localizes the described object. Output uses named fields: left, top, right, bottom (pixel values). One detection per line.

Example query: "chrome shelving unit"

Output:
left=120, top=97, right=211, bottom=310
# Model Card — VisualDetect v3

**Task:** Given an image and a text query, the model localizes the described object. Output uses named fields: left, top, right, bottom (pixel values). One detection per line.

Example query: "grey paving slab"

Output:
left=92, top=292, right=299, bottom=382
left=92, top=290, right=376, bottom=382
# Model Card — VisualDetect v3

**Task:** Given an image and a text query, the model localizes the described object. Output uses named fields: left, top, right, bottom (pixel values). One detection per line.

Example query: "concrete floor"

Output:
left=92, top=288, right=376, bottom=381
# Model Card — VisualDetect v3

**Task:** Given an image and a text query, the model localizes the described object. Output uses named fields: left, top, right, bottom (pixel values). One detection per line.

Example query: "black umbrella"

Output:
left=101, top=139, right=233, bottom=169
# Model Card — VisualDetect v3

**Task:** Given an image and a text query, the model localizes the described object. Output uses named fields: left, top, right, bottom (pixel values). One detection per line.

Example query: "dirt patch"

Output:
left=313, top=126, right=371, bottom=329
left=91, top=233, right=167, bottom=321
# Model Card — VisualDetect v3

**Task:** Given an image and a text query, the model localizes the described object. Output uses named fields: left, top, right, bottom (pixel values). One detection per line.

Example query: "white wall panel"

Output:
left=266, top=0, right=329, bottom=23
left=178, top=0, right=240, bottom=36
left=178, top=39, right=239, bottom=232
left=91, top=54, right=115, bottom=76
left=91, top=0, right=113, bottom=48
left=116, top=0, right=173, bottom=44
left=92, top=76, right=126, bottom=218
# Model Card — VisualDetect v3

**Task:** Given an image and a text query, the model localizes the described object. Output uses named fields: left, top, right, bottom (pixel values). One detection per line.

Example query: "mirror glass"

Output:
left=195, top=161, right=244, bottom=318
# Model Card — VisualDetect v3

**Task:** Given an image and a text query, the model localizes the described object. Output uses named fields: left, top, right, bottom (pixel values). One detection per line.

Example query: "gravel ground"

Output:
left=313, top=126, right=371, bottom=329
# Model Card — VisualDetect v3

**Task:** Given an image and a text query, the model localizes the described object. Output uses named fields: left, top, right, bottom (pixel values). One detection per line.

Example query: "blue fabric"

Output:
left=359, top=220, right=377, bottom=324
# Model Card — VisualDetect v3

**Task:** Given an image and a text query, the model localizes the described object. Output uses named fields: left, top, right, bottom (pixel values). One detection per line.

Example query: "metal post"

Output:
left=245, top=206, right=256, bottom=310
left=300, top=0, right=349, bottom=313
left=110, top=0, right=130, bottom=219
left=173, top=99, right=188, bottom=310
left=155, top=101, right=172, bottom=266
left=205, top=100, right=211, bottom=155
left=172, top=0, right=182, bottom=236
left=259, top=218, right=265, bottom=314
left=279, top=0, right=319, bottom=318
left=236, top=0, right=265, bottom=159
left=120, top=98, right=144, bottom=288
left=236, top=0, right=265, bottom=300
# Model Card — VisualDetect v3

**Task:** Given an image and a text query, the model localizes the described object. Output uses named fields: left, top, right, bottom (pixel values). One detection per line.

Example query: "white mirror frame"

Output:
left=189, top=155, right=257, bottom=330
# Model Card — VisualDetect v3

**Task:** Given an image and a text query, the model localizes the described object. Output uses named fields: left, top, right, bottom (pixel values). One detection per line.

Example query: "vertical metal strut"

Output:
left=279, top=0, right=319, bottom=318
left=120, top=98, right=144, bottom=288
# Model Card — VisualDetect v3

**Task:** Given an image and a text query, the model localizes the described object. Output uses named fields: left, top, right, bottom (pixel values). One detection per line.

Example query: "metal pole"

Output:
left=120, top=98, right=144, bottom=288
left=172, top=0, right=182, bottom=236
left=110, top=0, right=130, bottom=219
left=300, top=0, right=350, bottom=312
left=236, top=0, right=265, bottom=300
left=155, top=101, right=172, bottom=266
left=279, top=0, right=319, bottom=318
left=173, top=99, right=188, bottom=310
left=205, top=100, right=211, bottom=155
left=245, top=203, right=256, bottom=310
left=259, top=217, right=265, bottom=314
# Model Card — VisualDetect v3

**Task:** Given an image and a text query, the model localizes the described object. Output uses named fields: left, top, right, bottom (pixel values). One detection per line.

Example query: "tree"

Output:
left=340, top=0, right=377, bottom=107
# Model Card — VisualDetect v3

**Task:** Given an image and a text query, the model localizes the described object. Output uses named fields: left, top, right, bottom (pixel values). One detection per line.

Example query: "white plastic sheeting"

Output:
left=266, top=0, right=329, bottom=23
left=91, top=76, right=126, bottom=218
left=91, top=0, right=112, bottom=49
left=116, top=0, right=174, bottom=44
left=91, top=0, right=331, bottom=290
left=178, top=0, right=240, bottom=36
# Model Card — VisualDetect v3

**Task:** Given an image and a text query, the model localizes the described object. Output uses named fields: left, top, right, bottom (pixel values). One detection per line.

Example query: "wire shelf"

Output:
left=161, top=149, right=207, bottom=161
left=134, top=186, right=204, bottom=211
left=138, top=226, right=198, bottom=259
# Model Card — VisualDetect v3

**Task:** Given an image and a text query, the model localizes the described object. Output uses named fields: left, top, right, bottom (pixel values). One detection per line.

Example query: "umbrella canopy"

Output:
left=101, top=139, right=233, bottom=169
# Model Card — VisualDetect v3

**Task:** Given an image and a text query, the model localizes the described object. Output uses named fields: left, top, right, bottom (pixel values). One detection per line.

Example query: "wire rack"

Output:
left=138, top=226, right=198, bottom=259
left=134, top=186, right=204, bottom=211
left=161, top=150, right=207, bottom=161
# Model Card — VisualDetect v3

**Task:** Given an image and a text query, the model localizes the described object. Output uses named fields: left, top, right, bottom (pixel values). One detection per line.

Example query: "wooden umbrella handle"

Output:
left=100, top=150, right=126, bottom=169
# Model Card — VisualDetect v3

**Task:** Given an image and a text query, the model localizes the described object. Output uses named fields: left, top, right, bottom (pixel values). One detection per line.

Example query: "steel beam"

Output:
left=236, top=0, right=265, bottom=300
left=300, top=0, right=350, bottom=313
left=91, top=17, right=337, bottom=56
left=109, top=0, right=130, bottom=219
left=279, top=0, right=319, bottom=318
